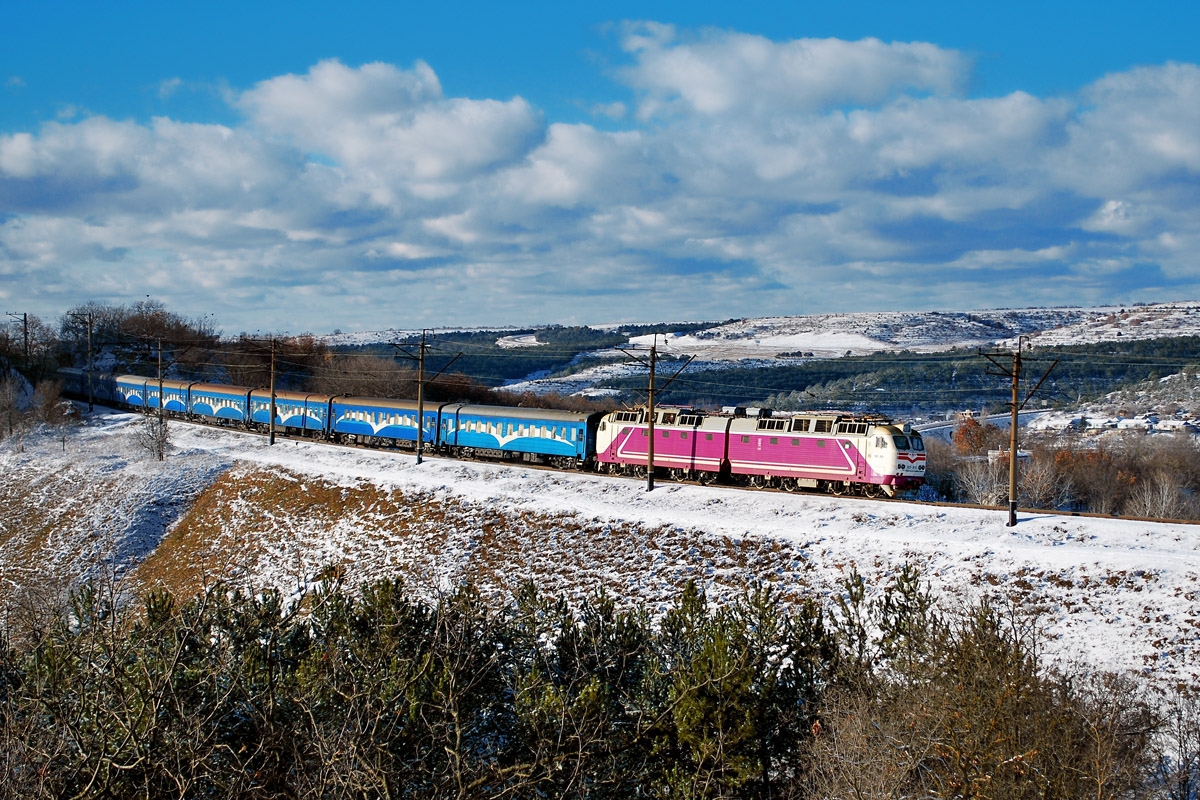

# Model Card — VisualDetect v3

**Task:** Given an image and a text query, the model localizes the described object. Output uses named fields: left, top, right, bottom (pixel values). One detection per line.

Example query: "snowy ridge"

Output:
left=1, top=411, right=1197, bottom=691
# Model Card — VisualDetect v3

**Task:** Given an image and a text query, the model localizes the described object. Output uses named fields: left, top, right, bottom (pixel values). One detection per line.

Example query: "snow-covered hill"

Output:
left=2, top=411, right=1197, bottom=692
left=318, top=303, right=1200, bottom=358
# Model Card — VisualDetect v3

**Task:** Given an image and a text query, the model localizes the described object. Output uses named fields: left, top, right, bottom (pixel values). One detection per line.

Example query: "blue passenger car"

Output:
left=60, top=369, right=119, bottom=403
left=56, top=367, right=86, bottom=397
left=439, top=404, right=598, bottom=466
left=249, top=389, right=330, bottom=433
left=330, top=396, right=441, bottom=446
left=115, top=375, right=151, bottom=407
left=93, top=373, right=119, bottom=404
left=159, top=380, right=191, bottom=413
left=189, top=383, right=252, bottom=423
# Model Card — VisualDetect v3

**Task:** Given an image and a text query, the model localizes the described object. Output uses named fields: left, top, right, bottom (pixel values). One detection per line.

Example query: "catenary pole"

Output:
left=391, top=331, right=460, bottom=467
left=68, top=311, right=96, bottom=411
left=417, top=330, right=426, bottom=464
left=1007, top=346, right=1021, bottom=527
left=269, top=336, right=277, bottom=446
left=978, top=336, right=1056, bottom=527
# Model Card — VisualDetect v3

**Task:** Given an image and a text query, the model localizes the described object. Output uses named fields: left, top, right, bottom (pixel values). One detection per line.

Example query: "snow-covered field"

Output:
left=1, top=410, right=1197, bottom=692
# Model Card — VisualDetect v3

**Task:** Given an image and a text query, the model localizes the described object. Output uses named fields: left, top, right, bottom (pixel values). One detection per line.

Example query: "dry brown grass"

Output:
left=114, top=464, right=822, bottom=612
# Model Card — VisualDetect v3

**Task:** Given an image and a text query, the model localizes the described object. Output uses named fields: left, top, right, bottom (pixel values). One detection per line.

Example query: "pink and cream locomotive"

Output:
left=595, top=406, right=925, bottom=496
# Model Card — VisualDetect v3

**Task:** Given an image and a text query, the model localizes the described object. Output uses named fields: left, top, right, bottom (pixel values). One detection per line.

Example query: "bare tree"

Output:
left=1154, top=688, right=1200, bottom=800
left=133, top=415, right=171, bottom=461
left=308, top=353, right=416, bottom=398
left=30, top=380, right=69, bottom=426
left=1020, top=450, right=1071, bottom=510
left=1125, top=469, right=1189, bottom=519
left=0, top=374, right=23, bottom=439
left=955, top=458, right=1007, bottom=505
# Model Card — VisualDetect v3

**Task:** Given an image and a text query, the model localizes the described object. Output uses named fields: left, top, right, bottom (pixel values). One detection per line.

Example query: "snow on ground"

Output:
left=495, top=334, right=545, bottom=349
left=319, top=326, right=523, bottom=348
left=2, top=409, right=1197, bottom=692
left=631, top=326, right=890, bottom=360
left=1003, top=303, right=1200, bottom=348
left=627, top=307, right=1128, bottom=361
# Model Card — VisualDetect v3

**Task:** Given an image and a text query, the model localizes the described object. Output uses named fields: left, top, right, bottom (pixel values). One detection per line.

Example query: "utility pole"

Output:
left=68, top=311, right=96, bottom=411
left=157, top=338, right=164, bottom=421
left=156, top=338, right=167, bottom=461
left=392, top=330, right=461, bottom=465
left=647, top=343, right=656, bottom=491
left=269, top=336, right=277, bottom=446
left=616, top=336, right=695, bottom=492
left=416, top=332, right=425, bottom=463
left=979, top=337, right=1057, bottom=526
left=5, top=313, right=29, bottom=373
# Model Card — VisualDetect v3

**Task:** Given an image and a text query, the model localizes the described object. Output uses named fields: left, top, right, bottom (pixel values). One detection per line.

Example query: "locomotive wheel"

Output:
left=782, top=477, right=800, bottom=493
left=747, top=475, right=765, bottom=489
left=829, top=481, right=846, bottom=496
left=697, top=471, right=715, bottom=485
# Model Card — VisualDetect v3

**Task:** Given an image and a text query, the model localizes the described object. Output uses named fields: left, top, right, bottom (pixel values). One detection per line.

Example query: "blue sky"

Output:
left=2, top=1, right=1199, bottom=333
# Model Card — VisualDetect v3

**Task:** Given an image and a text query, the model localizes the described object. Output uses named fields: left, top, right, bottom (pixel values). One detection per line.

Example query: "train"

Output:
left=56, top=368, right=926, bottom=496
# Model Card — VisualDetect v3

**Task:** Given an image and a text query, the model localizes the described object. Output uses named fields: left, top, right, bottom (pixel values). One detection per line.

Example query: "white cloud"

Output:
left=158, top=77, right=183, bottom=99
left=621, top=26, right=969, bottom=118
left=591, top=101, right=627, bottom=120
left=237, top=59, right=542, bottom=191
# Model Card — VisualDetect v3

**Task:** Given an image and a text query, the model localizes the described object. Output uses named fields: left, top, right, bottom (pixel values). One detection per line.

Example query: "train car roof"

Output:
left=331, top=395, right=424, bottom=411
left=190, top=382, right=254, bottom=395
left=444, top=404, right=593, bottom=423
left=249, top=388, right=332, bottom=403
left=115, top=375, right=192, bottom=391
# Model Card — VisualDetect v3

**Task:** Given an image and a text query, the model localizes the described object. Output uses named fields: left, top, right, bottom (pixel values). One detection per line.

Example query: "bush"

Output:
left=0, top=572, right=1166, bottom=799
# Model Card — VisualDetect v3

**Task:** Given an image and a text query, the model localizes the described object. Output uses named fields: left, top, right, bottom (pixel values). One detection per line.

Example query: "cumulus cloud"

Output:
left=2, top=35, right=1199, bottom=332
left=620, top=25, right=970, bottom=118
left=237, top=59, right=543, bottom=193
